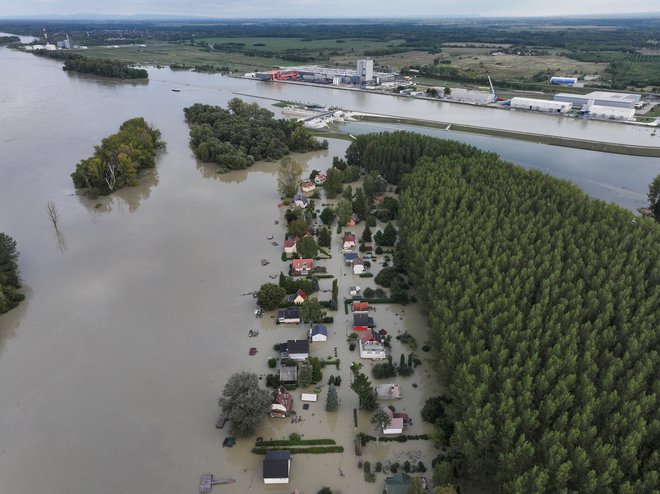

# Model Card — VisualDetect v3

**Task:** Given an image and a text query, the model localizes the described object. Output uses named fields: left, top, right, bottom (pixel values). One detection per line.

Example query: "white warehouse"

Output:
left=510, top=97, right=572, bottom=113
left=586, top=105, right=636, bottom=121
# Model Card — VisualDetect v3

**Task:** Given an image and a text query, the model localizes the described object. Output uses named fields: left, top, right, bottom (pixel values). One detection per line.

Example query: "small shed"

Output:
left=301, top=393, right=318, bottom=402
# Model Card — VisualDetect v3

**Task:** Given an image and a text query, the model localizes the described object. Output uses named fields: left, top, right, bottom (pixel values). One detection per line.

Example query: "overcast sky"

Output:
left=0, top=0, right=658, bottom=18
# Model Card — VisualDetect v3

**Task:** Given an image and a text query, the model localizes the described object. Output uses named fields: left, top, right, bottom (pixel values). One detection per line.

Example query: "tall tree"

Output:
left=218, top=372, right=271, bottom=436
left=336, top=199, right=353, bottom=226
left=324, top=168, right=344, bottom=198
left=370, top=407, right=392, bottom=431
left=300, top=298, right=326, bottom=323
left=257, top=283, right=286, bottom=310
left=297, top=236, right=319, bottom=258
left=352, top=187, right=368, bottom=220
left=277, top=157, right=303, bottom=198
left=317, top=227, right=331, bottom=248
left=326, top=384, right=340, bottom=411
left=298, top=361, right=313, bottom=388
left=350, top=372, right=378, bottom=411
left=648, top=174, right=660, bottom=221
left=0, top=233, right=24, bottom=314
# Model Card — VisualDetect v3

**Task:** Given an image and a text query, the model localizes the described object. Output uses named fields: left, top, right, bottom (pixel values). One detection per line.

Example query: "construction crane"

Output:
left=488, top=76, right=496, bottom=100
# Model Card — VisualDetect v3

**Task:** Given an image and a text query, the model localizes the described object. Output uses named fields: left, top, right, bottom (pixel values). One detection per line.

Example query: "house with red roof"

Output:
left=291, top=258, right=314, bottom=276
left=284, top=237, right=299, bottom=255
left=351, top=301, right=369, bottom=313
left=359, top=329, right=386, bottom=360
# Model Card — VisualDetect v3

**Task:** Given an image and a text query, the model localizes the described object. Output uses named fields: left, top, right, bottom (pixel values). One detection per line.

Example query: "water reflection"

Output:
left=76, top=169, right=159, bottom=214
left=64, top=70, right=150, bottom=88
left=0, top=285, right=30, bottom=355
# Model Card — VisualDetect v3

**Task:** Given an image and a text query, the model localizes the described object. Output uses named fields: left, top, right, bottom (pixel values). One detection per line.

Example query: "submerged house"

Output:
left=278, top=307, right=301, bottom=324
left=343, top=252, right=359, bottom=265
left=292, top=258, right=314, bottom=276
left=353, top=313, right=375, bottom=331
left=270, top=386, right=294, bottom=418
left=309, top=324, right=328, bottom=342
left=351, top=301, right=369, bottom=313
left=300, top=180, right=316, bottom=194
left=279, top=365, right=298, bottom=385
left=376, top=384, right=402, bottom=400
left=342, top=234, right=356, bottom=250
left=280, top=339, right=310, bottom=361
left=283, top=237, right=299, bottom=255
left=263, top=450, right=291, bottom=484
left=352, top=257, right=365, bottom=275
left=382, top=406, right=406, bottom=435
left=359, top=329, right=386, bottom=360
left=293, top=194, right=309, bottom=208
left=385, top=472, right=412, bottom=494
left=284, top=289, right=308, bottom=305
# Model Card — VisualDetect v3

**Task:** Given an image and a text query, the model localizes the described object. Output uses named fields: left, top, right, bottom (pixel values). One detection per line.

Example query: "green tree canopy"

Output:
left=299, top=298, right=326, bottom=324
left=0, top=233, right=24, bottom=314
left=336, top=199, right=353, bottom=226
left=324, top=168, right=344, bottom=198
left=297, top=236, right=319, bottom=258
left=218, top=372, right=271, bottom=436
left=647, top=174, right=660, bottom=222
left=278, top=157, right=304, bottom=198
left=257, top=283, right=286, bottom=310
left=326, top=384, right=340, bottom=411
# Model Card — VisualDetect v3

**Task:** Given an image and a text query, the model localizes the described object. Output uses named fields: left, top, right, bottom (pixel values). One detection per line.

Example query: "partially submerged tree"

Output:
left=218, top=372, right=271, bottom=436
left=0, top=233, right=24, bottom=314
left=350, top=372, right=378, bottom=411
left=300, top=298, right=326, bottom=323
left=648, top=174, right=660, bottom=222
left=297, top=236, right=319, bottom=258
left=257, top=283, right=286, bottom=310
left=326, top=384, right=340, bottom=411
left=277, top=157, right=303, bottom=198
left=370, top=407, right=391, bottom=432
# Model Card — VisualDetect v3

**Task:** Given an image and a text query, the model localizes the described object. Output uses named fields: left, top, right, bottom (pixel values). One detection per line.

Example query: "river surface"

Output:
left=0, top=44, right=659, bottom=494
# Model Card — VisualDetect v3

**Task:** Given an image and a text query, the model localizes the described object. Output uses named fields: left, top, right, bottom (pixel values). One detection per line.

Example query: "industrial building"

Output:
left=357, top=59, right=374, bottom=83
left=510, top=97, right=572, bottom=113
left=554, top=91, right=641, bottom=109
left=550, top=76, right=578, bottom=85
left=585, top=105, right=636, bottom=121
left=247, top=60, right=396, bottom=86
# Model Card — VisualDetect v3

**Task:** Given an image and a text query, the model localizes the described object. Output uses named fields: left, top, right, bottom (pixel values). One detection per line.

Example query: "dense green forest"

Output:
left=32, top=50, right=148, bottom=79
left=0, top=233, right=24, bottom=314
left=344, top=131, right=660, bottom=493
left=71, top=117, right=163, bottom=195
left=184, top=98, right=327, bottom=171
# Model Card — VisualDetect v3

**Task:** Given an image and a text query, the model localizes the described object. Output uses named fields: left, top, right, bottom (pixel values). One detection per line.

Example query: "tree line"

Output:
left=184, top=98, right=327, bottom=172
left=0, top=233, right=24, bottom=314
left=32, top=50, right=148, bottom=79
left=71, top=117, right=164, bottom=195
left=369, top=140, right=659, bottom=493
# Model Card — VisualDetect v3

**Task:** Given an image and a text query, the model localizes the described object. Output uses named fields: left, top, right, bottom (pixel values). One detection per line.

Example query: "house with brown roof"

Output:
left=359, top=329, right=386, bottom=360
left=284, top=289, right=308, bottom=305
left=284, top=237, right=299, bottom=255
left=352, top=301, right=369, bottom=313
left=270, top=386, right=294, bottom=418
left=352, top=257, right=365, bottom=275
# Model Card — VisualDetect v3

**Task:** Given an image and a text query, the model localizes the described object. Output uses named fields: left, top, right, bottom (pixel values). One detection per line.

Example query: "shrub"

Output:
left=422, top=344, right=431, bottom=352
left=390, top=462, right=400, bottom=473
left=403, top=461, right=411, bottom=472
left=266, top=374, right=281, bottom=388
left=268, top=358, right=277, bottom=368
left=375, top=462, right=382, bottom=472
left=335, top=375, right=342, bottom=386
left=418, top=461, right=427, bottom=473
left=289, top=432, right=301, bottom=441
left=349, top=342, right=356, bottom=351
left=372, top=362, right=397, bottom=379
left=397, top=364, right=414, bottom=377
left=317, top=488, right=333, bottom=494
left=363, top=287, right=375, bottom=298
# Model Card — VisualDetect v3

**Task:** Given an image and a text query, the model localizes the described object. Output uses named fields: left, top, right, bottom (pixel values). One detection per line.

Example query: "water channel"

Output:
left=0, top=43, right=659, bottom=494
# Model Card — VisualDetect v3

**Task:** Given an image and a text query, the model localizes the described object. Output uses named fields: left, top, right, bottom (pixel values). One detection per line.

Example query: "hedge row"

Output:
left=252, top=446, right=344, bottom=454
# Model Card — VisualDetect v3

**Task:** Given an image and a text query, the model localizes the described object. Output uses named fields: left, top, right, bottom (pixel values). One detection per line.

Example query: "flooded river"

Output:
left=0, top=44, right=659, bottom=494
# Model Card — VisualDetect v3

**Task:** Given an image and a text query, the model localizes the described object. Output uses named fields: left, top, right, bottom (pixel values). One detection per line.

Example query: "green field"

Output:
left=196, top=36, right=396, bottom=52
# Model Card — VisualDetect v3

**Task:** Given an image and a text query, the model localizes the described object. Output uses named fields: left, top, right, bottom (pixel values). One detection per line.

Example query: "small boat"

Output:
left=267, top=234, right=274, bottom=240
left=171, top=88, right=181, bottom=92
left=261, top=259, right=270, bottom=266
left=248, top=329, right=259, bottom=337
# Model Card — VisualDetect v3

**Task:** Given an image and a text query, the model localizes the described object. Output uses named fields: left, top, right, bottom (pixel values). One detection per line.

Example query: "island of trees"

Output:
left=0, top=233, right=24, bottom=315
left=184, top=98, right=327, bottom=172
left=71, top=117, right=164, bottom=195
left=0, top=35, right=20, bottom=44
left=344, top=131, right=659, bottom=493
left=32, top=50, right=148, bottom=79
